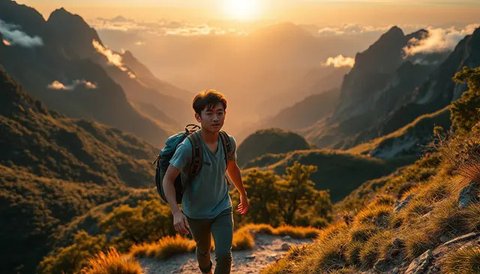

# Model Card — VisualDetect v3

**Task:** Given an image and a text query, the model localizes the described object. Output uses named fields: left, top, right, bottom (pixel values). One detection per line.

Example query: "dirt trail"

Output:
left=139, top=234, right=313, bottom=274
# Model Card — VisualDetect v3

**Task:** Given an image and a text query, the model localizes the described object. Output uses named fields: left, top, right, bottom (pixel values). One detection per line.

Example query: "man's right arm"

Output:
left=163, top=165, right=191, bottom=235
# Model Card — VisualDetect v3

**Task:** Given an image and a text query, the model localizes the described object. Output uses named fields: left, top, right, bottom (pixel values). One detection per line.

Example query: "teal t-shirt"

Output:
left=169, top=132, right=237, bottom=219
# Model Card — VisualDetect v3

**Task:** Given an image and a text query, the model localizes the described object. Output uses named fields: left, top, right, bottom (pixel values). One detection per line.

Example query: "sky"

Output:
left=17, top=0, right=480, bottom=27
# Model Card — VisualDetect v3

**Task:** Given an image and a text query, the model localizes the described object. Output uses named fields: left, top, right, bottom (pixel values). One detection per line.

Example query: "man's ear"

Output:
left=195, top=112, right=201, bottom=123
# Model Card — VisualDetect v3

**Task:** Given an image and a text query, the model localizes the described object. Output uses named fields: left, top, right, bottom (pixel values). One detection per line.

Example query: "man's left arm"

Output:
left=226, top=159, right=249, bottom=215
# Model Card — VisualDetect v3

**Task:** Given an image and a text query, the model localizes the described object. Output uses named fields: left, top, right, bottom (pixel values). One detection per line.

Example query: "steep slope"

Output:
left=0, top=69, right=154, bottom=186
left=348, top=106, right=451, bottom=160
left=303, top=27, right=452, bottom=149
left=262, top=66, right=480, bottom=274
left=0, top=1, right=188, bottom=146
left=0, top=68, right=159, bottom=273
left=379, top=27, right=480, bottom=136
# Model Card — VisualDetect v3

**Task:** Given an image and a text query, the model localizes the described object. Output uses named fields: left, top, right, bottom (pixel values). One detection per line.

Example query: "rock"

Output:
left=442, top=232, right=480, bottom=246
left=281, top=243, right=291, bottom=251
left=394, top=194, right=413, bottom=212
left=405, top=249, right=432, bottom=274
left=245, top=255, right=256, bottom=260
left=282, top=235, right=292, bottom=240
left=267, top=254, right=280, bottom=261
left=458, top=181, right=480, bottom=209
left=440, top=235, right=449, bottom=243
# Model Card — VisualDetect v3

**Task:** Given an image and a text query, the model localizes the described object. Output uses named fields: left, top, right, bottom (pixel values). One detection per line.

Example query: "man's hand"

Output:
left=173, top=210, right=191, bottom=235
left=237, top=194, right=249, bottom=215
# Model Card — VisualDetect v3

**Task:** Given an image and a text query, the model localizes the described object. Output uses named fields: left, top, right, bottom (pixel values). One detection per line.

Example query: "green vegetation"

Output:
left=233, top=162, right=332, bottom=227
left=246, top=149, right=404, bottom=202
left=0, top=69, right=155, bottom=187
left=237, top=128, right=310, bottom=167
left=0, top=70, right=158, bottom=273
left=262, top=67, right=480, bottom=273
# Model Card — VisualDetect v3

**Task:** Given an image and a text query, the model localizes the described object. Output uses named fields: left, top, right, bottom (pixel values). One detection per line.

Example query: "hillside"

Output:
left=0, top=68, right=157, bottom=273
left=0, top=1, right=189, bottom=146
left=261, top=66, right=480, bottom=273
left=237, top=128, right=311, bottom=167
left=347, top=106, right=451, bottom=160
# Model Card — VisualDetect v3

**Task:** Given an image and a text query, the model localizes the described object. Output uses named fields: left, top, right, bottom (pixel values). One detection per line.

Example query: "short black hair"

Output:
left=192, top=89, right=227, bottom=115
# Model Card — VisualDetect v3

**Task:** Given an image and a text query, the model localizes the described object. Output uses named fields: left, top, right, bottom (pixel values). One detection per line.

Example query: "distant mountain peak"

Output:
left=47, top=7, right=90, bottom=30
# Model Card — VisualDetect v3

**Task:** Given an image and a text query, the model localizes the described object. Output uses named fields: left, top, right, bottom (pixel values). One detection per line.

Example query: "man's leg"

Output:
left=210, top=208, right=234, bottom=274
left=187, top=217, right=213, bottom=273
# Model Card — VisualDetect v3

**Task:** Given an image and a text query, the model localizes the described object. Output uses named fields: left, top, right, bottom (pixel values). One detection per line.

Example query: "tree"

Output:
left=451, top=66, right=480, bottom=134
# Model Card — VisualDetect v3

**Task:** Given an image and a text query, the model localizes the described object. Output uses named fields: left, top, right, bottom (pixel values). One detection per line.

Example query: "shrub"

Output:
left=443, top=246, right=480, bottom=274
left=130, top=235, right=195, bottom=260
left=81, top=248, right=142, bottom=274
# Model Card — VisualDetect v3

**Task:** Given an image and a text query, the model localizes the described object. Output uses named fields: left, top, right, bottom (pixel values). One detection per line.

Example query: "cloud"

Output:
left=322, top=54, right=355, bottom=68
left=0, top=19, right=43, bottom=48
left=47, top=80, right=97, bottom=90
left=317, top=24, right=391, bottom=36
left=403, top=24, right=480, bottom=56
left=92, top=40, right=136, bottom=79
left=91, top=17, right=243, bottom=37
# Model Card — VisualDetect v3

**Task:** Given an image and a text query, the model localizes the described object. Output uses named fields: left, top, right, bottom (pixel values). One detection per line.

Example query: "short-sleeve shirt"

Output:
left=169, top=132, right=237, bottom=219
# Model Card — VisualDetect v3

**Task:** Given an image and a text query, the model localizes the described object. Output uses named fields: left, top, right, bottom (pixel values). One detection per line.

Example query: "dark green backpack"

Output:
left=154, top=124, right=234, bottom=204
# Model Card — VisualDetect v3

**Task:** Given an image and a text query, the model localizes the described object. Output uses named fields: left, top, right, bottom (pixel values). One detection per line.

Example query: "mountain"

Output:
left=0, top=68, right=157, bottom=273
left=237, top=128, right=311, bottom=167
left=378, top=27, right=480, bottom=136
left=261, top=89, right=340, bottom=131
left=302, top=27, right=452, bottom=149
left=0, top=1, right=191, bottom=146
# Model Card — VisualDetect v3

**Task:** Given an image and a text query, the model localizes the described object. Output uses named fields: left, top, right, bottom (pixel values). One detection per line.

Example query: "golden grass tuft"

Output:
left=443, top=246, right=480, bottom=274
left=130, top=235, right=195, bottom=260
left=232, top=229, right=255, bottom=251
left=81, top=248, right=143, bottom=274
left=354, top=204, right=392, bottom=228
left=349, top=224, right=378, bottom=243
left=404, top=229, right=435, bottom=259
left=232, top=223, right=320, bottom=251
left=358, top=230, right=394, bottom=268
left=316, top=222, right=347, bottom=242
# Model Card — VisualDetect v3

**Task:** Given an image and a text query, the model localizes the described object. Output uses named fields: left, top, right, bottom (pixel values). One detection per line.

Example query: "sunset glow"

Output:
left=222, top=0, right=261, bottom=21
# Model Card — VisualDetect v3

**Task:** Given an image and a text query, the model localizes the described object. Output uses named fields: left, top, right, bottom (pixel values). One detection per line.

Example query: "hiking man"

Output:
left=162, top=89, right=249, bottom=274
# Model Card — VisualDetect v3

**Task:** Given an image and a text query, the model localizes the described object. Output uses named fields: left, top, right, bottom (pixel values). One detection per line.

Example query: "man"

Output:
left=162, top=89, right=249, bottom=274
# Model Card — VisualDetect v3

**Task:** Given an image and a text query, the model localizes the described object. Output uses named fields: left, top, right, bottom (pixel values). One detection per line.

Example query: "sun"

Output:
left=223, top=0, right=261, bottom=21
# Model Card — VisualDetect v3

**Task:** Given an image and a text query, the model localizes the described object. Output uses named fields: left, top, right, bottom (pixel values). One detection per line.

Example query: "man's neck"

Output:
left=200, top=129, right=219, bottom=144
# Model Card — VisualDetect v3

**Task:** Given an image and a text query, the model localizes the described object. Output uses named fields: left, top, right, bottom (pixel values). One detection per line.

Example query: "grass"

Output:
left=353, top=204, right=392, bottom=228
left=81, top=248, right=143, bottom=274
left=443, top=246, right=480, bottom=274
left=130, top=235, right=195, bottom=260
left=233, top=223, right=321, bottom=251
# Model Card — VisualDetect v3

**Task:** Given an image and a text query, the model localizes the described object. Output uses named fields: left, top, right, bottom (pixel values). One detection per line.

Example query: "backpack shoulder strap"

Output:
left=219, top=131, right=234, bottom=165
left=187, top=130, right=202, bottom=176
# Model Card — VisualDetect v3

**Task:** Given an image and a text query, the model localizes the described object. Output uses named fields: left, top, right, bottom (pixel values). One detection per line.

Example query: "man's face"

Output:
left=195, top=102, right=226, bottom=133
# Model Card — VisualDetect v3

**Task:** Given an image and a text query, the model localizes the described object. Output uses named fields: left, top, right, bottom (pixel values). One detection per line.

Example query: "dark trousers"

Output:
left=186, top=208, right=233, bottom=274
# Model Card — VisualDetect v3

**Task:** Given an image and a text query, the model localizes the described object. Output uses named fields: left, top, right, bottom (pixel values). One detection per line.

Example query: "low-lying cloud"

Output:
left=322, top=54, right=355, bottom=68
left=403, top=24, right=479, bottom=56
left=91, top=17, right=244, bottom=37
left=92, top=40, right=136, bottom=78
left=47, top=80, right=97, bottom=91
left=317, top=24, right=391, bottom=36
left=0, top=19, right=43, bottom=48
